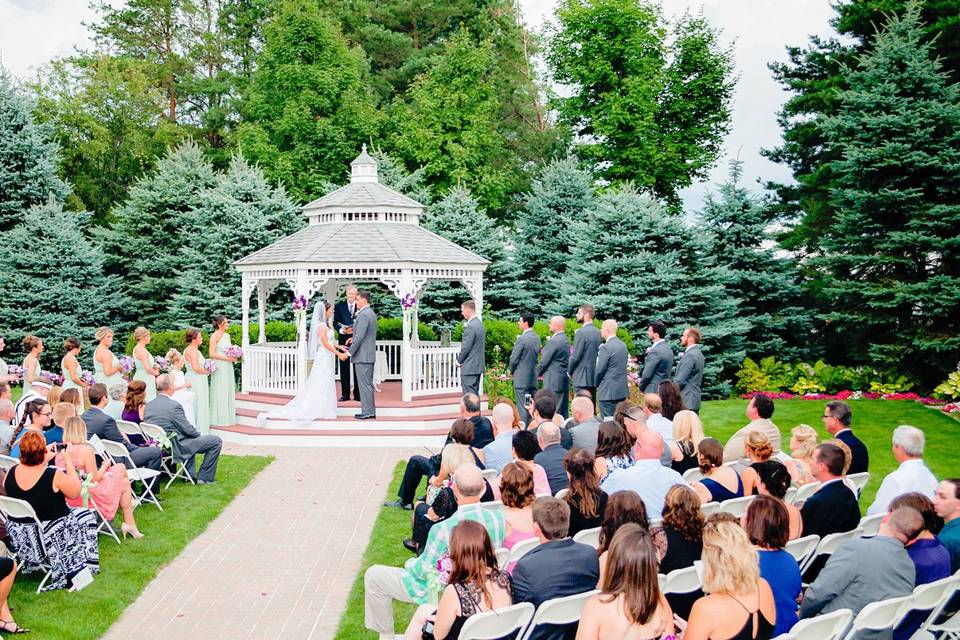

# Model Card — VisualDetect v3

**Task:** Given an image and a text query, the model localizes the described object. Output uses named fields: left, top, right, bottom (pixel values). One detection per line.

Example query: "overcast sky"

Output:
left=0, top=0, right=837, bottom=209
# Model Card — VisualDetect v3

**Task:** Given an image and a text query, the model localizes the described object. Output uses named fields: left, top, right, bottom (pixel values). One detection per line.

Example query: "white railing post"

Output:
left=241, top=275, right=251, bottom=393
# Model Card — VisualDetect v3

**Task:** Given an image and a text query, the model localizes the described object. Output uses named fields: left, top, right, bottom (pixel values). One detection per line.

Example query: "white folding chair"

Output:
left=784, top=534, right=820, bottom=568
left=661, top=565, right=701, bottom=596
left=793, top=481, right=821, bottom=505
left=784, top=486, right=798, bottom=505
left=840, top=594, right=912, bottom=640
left=116, top=419, right=146, bottom=440
left=683, top=467, right=704, bottom=483
left=0, top=455, right=18, bottom=472
left=904, top=575, right=960, bottom=640
left=858, top=513, right=885, bottom=537
left=507, top=537, right=541, bottom=566
left=717, top=495, right=756, bottom=518
left=480, top=468, right=498, bottom=483
left=778, top=607, right=852, bottom=640
left=86, top=495, right=121, bottom=545
left=100, top=439, right=163, bottom=512
left=649, top=518, right=662, bottom=529
left=0, top=496, right=54, bottom=593
left=554, top=488, right=569, bottom=499
left=846, top=472, right=870, bottom=498
left=700, top=501, right=719, bottom=518
left=87, top=434, right=108, bottom=458
left=573, top=527, right=600, bottom=549
left=520, top=590, right=598, bottom=640
left=495, top=547, right=510, bottom=570
left=140, top=422, right=195, bottom=488
left=459, top=602, right=535, bottom=640
left=801, top=527, right=863, bottom=576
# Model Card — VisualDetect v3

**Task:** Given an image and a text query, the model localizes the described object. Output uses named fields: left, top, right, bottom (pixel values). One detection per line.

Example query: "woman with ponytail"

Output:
left=6, top=399, right=52, bottom=458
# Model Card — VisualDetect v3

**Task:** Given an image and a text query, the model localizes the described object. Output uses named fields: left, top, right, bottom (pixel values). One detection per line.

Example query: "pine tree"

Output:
left=170, top=154, right=300, bottom=326
left=104, top=141, right=219, bottom=328
left=0, top=70, right=70, bottom=231
left=816, top=4, right=960, bottom=387
left=0, top=199, right=126, bottom=365
left=514, top=157, right=594, bottom=315
left=699, top=160, right=813, bottom=362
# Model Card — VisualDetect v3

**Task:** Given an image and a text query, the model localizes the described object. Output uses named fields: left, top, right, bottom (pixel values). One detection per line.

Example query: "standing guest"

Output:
left=601, top=431, right=687, bottom=519
left=593, top=421, right=634, bottom=483
left=740, top=431, right=775, bottom=496
left=785, top=424, right=819, bottom=485
left=455, top=300, right=485, bottom=396
left=83, top=383, right=163, bottom=488
left=480, top=403, right=518, bottom=474
left=638, top=321, right=672, bottom=393
left=595, top=320, right=628, bottom=419
left=753, top=460, right=803, bottom=540
left=868, top=425, right=937, bottom=515
left=744, top=496, right=801, bottom=637
left=569, top=304, right=602, bottom=405
left=334, top=285, right=360, bottom=402
left=933, top=479, right=960, bottom=572
left=889, top=493, right=951, bottom=585
left=7, top=399, right=52, bottom=457
left=20, top=335, right=43, bottom=397
left=60, top=337, right=88, bottom=392
left=799, top=443, right=861, bottom=538
left=680, top=520, right=777, bottom=640
left=509, top=313, right=540, bottom=426
left=723, top=394, right=782, bottom=462
left=642, top=393, right=674, bottom=454
left=165, top=349, right=195, bottom=426
left=60, top=388, right=84, bottom=419
left=183, top=328, right=211, bottom=434
left=538, top=316, right=570, bottom=418
left=0, top=399, right=15, bottom=444
left=670, top=410, right=705, bottom=475
left=568, top=396, right=601, bottom=453
left=534, top=423, right=569, bottom=495
left=658, top=380, right=687, bottom=421
left=598, top=491, right=668, bottom=585
left=0, top=336, right=18, bottom=384
left=348, top=291, right=378, bottom=419
left=577, top=523, right=674, bottom=640
left=822, top=400, right=869, bottom=474
left=122, top=380, right=148, bottom=424
left=499, top=463, right=538, bottom=559
left=490, top=430, right=551, bottom=499
left=563, top=448, right=608, bottom=536
left=659, top=485, right=704, bottom=575
left=674, top=326, right=705, bottom=412
left=93, top=327, right=123, bottom=388
left=208, top=315, right=237, bottom=427
left=692, top=438, right=744, bottom=504
left=131, top=327, right=160, bottom=402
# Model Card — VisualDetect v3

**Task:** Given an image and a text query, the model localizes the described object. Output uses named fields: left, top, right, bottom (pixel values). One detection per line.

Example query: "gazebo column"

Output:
left=256, top=282, right=269, bottom=344
left=240, top=274, right=254, bottom=392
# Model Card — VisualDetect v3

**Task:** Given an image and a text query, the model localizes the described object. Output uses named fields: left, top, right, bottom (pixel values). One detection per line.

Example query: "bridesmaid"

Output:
left=61, top=337, right=88, bottom=392
left=21, top=335, right=43, bottom=396
left=208, top=315, right=237, bottom=427
left=132, top=327, right=159, bottom=402
left=184, top=328, right=211, bottom=435
left=0, top=335, right=17, bottom=384
left=93, top=327, right=124, bottom=388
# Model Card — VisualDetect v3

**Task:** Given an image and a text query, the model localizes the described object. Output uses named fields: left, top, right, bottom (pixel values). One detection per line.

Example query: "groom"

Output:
left=348, top=290, right=377, bottom=419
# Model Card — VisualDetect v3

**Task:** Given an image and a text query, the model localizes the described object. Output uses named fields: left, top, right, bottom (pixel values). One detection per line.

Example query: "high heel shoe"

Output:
left=121, top=523, right=144, bottom=540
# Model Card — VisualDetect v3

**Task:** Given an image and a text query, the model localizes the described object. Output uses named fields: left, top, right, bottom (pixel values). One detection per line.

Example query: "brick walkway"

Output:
left=102, top=444, right=411, bottom=640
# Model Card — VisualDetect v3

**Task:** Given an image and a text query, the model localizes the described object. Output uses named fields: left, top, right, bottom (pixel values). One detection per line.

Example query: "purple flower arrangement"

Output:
left=225, top=345, right=243, bottom=360
left=291, top=294, right=308, bottom=311
left=436, top=554, right=453, bottom=587
left=118, top=355, right=136, bottom=379
left=401, top=294, right=416, bottom=310
left=203, top=360, right=218, bottom=375
left=80, top=370, right=96, bottom=386
left=155, top=356, right=171, bottom=372
left=41, top=370, right=64, bottom=386
left=6, top=365, right=22, bottom=378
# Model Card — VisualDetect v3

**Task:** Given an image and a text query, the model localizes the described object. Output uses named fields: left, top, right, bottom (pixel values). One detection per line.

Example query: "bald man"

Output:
left=600, top=430, right=687, bottom=518
left=538, top=316, right=570, bottom=418
left=594, top=320, right=628, bottom=418
left=568, top=396, right=601, bottom=453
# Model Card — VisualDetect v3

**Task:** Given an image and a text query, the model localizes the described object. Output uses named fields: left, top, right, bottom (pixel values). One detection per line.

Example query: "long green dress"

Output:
left=185, top=351, right=211, bottom=435
left=94, top=352, right=123, bottom=388
left=21, top=357, right=38, bottom=396
left=61, top=356, right=81, bottom=391
left=208, top=333, right=236, bottom=426
left=133, top=350, right=157, bottom=402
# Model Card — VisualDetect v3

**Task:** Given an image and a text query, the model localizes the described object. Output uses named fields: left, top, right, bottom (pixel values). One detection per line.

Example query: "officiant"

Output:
left=333, top=285, right=361, bottom=402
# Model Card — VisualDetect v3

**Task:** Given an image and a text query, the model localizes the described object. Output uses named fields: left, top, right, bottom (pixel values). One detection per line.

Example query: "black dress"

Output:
left=566, top=489, right=608, bottom=537
left=658, top=525, right=702, bottom=575
left=671, top=441, right=699, bottom=475
left=445, top=570, right=514, bottom=640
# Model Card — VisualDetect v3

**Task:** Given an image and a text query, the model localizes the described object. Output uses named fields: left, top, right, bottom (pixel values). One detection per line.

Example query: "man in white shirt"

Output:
left=723, top=393, right=782, bottom=462
left=642, top=393, right=674, bottom=449
left=601, top=430, right=688, bottom=518
left=867, top=425, right=938, bottom=515
left=481, top=403, right=519, bottom=474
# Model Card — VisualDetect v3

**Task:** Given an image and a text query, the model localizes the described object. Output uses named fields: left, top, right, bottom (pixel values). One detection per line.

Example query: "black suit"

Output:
left=836, top=429, right=869, bottom=474
left=800, top=479, right=861, bottom=538
left=333, top=300, right=359, bottom=400
left=534, top=443, right=570, bottom=495
left=513, top=539, right=599, bottom=640
left=82, top=407, right=162, bottom=492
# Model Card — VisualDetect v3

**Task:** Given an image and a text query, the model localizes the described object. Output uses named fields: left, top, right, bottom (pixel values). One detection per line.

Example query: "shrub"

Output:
left=935, top=371, right=960, bottom=400
left=736, top=356, right=918, bottom=395
left=735, top=356, right=795, bottom=394
left=376, top=318, right=437, bottom=341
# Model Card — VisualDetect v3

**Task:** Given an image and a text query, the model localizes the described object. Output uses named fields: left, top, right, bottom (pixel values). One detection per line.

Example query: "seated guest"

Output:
left=84, top=383, right=163, bottom=489
left=144, top=375, right=222, bottom=484
left=480, top=403, right=518, bottom=474
left=692, top=437, right=744, bottom=504
left=105, top=382, right=127, bottom=421
left=577, top=523, right=674, bottom=640
left=47, top=401, right=75, bottom=445
left=494, top=396, right=522, bottom=429
left=682, top=520, right=777, bottom=640
left=0, top=556, right=24, bottom=634
left=568, top=396, right=601, bottom=453
left=658, top=380, right=686, bottom=421
left=364, top=465, right=505, bottom=638
left=528, top=391, right=573, bottom=450
left=601, top=431, right=686, bottom=519
left=785, top=424, right=818, bottom=485
left=402, top=520, right=513, bottom=640
left=499, top=463, right=537, bottom=567
left=740, top=431, right=775, bottom=496
left=7, top=399, right=52, bottom=457
left=406, top=444, right=477, bottom=554
left=0, top=399, right=13, bottom=445
left=59, top=387, right=85, bottom=419
left=799, top=443, right=861, bottom=538
left=670, top=410, right=704, bottom=475
left=800, top=506, right=921, bottom=622
left=562, top=448, right=607, bottom=536
left=622, top=405, right=671, bottom=466
left=534, top=422, right=569, bottom=495
left=822, top=400, right=868, bottom=474
left=890, top=493, right=951, bottom=585
left=934, top=479, right=960, bottom=572
left=744, top=496, right=801, bottom=637
left=642, top=393, right=674, bottom=451
left=4, top=431, right=99, bottom=591
left=658, top=485, right=704, bottom=575
left=593, top=420, right=633, bottom=483
left=867, top=425, right=937, bottom=515
left=457, top=393, right=493, bottom=449
left=723, top=393, right=781, bottom=462
left=122, top=380, right=148, bottom=424
left=753, top=460, right=803, bottom=540
left=598, top=491, right=667, bottom=583
left=14, top=375, right=52, bottom=423
left=490, top=430, right=550, bottom=499
left=612, top=400, right=633, bottom=431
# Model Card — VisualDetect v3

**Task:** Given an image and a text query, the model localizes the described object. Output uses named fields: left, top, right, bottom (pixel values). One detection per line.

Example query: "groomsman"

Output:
left=639, top=320, right=673, bottom=393
left=509, top=313, right=540, bottom=426
left=538, top=316, right=570, bottom=418
left=595, top=319, right=628, bottom=418
left=569, top=304, right=601, bottom=405
left=675, top=326, right=705, bottom=412
left=456, top=300, right=485, bottom=395
left=334, top=285, right=360, bottom=402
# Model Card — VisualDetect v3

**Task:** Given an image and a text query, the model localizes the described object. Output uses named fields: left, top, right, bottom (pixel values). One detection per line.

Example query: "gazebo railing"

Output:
left=244, top=343, right=300, bottom=394
left=409, top=345, right=462, bottom=397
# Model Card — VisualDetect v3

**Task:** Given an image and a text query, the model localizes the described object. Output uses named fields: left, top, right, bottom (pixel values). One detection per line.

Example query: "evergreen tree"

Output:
left=0, top=71, right=70, bottom=231
left=700, top=160, right=813, bottom=362
left=104, top=141, right=219, bottom=328
left=369, top=147, right=431, bottom=207
left=0, top=199, right=126, bottom=364
left=816, top=4, right=960, bottom=387
left=514, top=157, right=595, bottom=315
left=561, top=185, right=747, bottom=393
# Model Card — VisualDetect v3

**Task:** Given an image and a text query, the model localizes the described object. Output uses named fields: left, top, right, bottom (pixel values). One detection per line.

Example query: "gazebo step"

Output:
left=236, top=398, right=464, bottom=418
left=235, top=407, right=461, bottom=429
left=213, top=423, right=447, bottom=448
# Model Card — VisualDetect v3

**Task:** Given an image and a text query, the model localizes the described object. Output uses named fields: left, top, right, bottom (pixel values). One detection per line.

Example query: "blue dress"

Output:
left=700, top=472, right=744, bottom=502
left=758, top=549, right=801, bottom=637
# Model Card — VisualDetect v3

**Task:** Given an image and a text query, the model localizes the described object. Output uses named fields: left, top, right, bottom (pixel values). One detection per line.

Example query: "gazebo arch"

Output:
left=234, top=145, right=489, bottom=402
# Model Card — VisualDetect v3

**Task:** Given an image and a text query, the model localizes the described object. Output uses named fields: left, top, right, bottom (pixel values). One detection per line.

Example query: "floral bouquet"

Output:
left=80, top=370, right=97, bottom=386
left=436, top=554, right=453, bottom=588
left=6, top=364, right=22, bottom=380
left=118, top=355, right=136, bottom=380
left=291, top=294, right=308, bottom=312
left=225, top=345, right=243, bottom=360
left=155, top=356, right=171, bottom=372
left=41, top=370, right=64, bottom=386
left=203, top=360, right=218, bottom=375
left=401, top=293, right=416, bottom=310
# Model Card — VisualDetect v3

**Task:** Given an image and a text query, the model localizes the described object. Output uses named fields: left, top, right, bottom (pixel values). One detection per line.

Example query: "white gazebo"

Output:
left=234, top=146, right=489, bottom=402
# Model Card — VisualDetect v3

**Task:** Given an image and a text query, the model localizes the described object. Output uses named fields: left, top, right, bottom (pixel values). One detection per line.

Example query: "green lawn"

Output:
left=335, top=397, right=960, bottom=639
left=8, top=453, right=273, bottom=640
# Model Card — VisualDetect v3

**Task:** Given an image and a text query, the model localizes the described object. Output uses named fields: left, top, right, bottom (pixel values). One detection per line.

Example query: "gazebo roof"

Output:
left=302, top=180, right=424, bottom=212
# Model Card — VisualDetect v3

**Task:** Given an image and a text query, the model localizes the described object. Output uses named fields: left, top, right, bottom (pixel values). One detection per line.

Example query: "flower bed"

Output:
left=739, top=390, right=958, bottom=414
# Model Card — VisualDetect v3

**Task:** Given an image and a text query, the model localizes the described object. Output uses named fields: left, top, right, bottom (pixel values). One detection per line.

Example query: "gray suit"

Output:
left=674, top=345, right=704, bottom=412
left=509, top=329, right=541, bottom=425
left=143, top=394, right=222, bottom=483
left=457, top=316, right=485, bottom=396
left=569, top=323, right=601, bottom=396
left=349, top=305, right=378, bottom=416
left=639, top=339, right=673, bottom=393
left=595, top=336, right=628, bottom=418
left=538, top=332, right=570, bottom=417
left=569, top=417, right=601, bottom=454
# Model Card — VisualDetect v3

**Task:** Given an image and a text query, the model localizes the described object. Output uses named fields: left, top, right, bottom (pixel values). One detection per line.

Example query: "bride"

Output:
left=258, top=299, right=347, bottom=426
